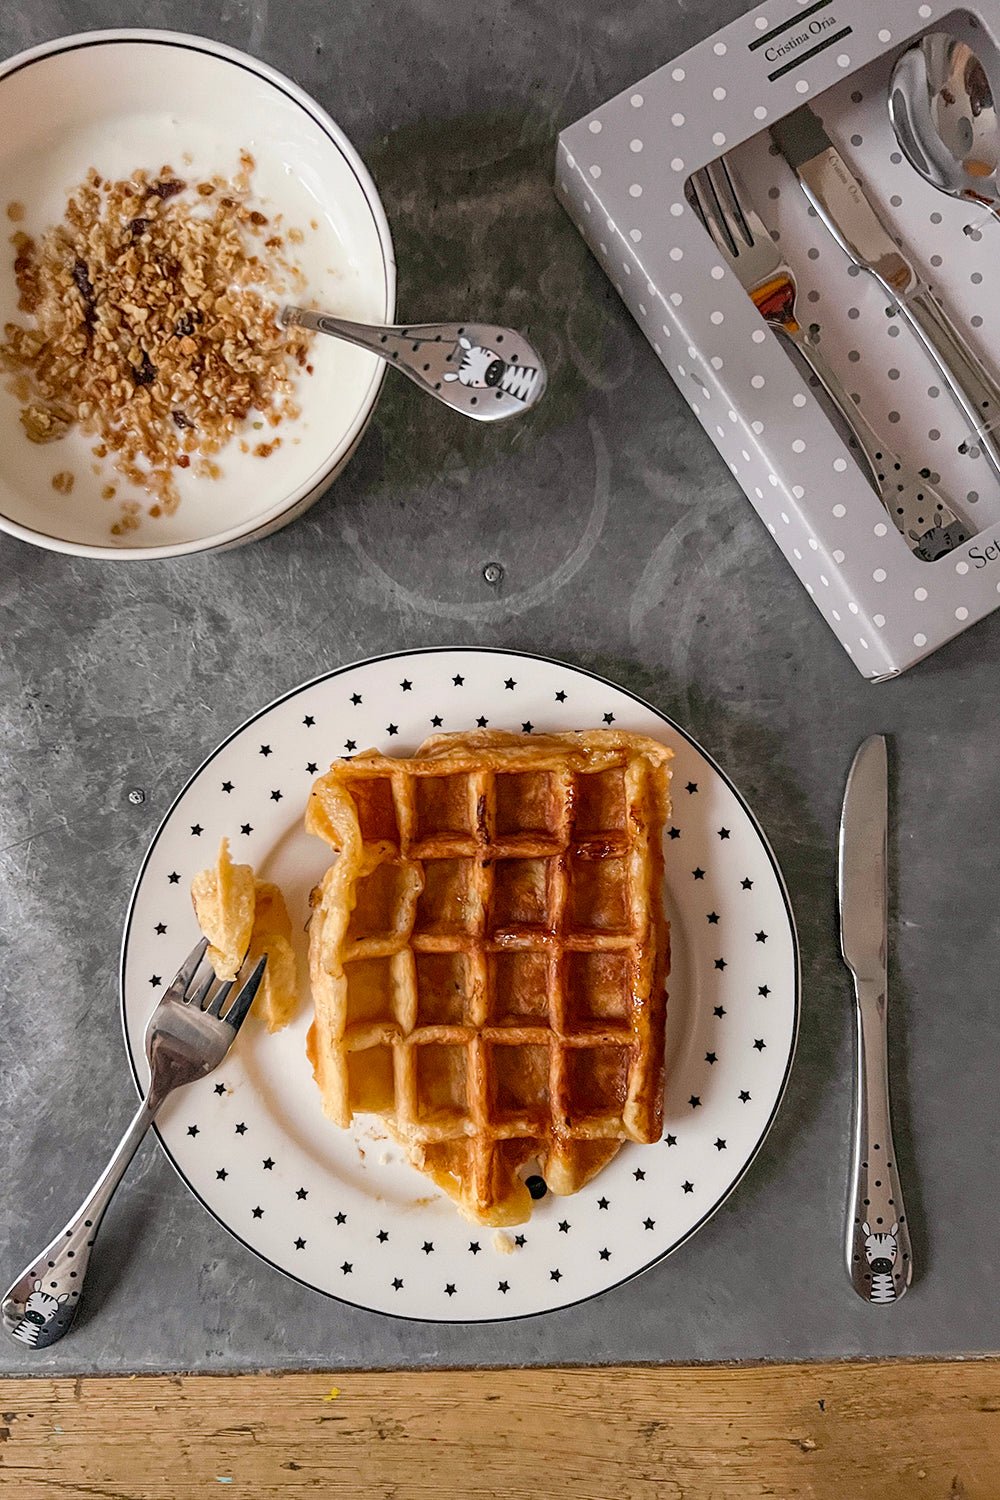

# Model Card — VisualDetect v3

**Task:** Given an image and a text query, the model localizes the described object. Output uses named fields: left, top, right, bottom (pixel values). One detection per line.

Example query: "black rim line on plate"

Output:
left=0, top=30, right=392, bottom=552
left=119, top=646, right=802, bottom=1326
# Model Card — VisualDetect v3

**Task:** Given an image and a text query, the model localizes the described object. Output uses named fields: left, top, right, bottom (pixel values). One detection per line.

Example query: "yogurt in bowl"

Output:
left=0, top=29, right=395, bottom=559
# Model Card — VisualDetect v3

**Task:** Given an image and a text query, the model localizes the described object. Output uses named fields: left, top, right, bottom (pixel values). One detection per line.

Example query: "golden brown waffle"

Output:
left=305, top=729, right=672, bottom=1225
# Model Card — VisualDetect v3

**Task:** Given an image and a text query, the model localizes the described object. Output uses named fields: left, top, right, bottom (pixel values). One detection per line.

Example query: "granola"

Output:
left=2, top=153, right=313, bottom=529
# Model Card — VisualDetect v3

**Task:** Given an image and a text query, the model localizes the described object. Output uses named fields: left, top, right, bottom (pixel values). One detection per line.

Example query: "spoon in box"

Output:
left=281, top=308, right=547, bottom=421
left=889, top=31, right=1000, bottom=221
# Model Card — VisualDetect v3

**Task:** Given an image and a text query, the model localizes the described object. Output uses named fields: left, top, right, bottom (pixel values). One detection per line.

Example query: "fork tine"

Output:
left=688, top=169, right=738, bottom=259
left=162, top=937, right=209, bottom=1002
left=205, top=978, right=235, bottom=1018
left=705, top=158, right=753, bottom=252
left=188, top=966, right=216, bottom=1010
left=221, top=955, right=267, bottom=1035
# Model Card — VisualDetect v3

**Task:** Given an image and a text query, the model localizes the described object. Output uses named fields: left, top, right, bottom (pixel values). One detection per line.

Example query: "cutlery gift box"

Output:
left=557, top=0, right=1000, bottom=678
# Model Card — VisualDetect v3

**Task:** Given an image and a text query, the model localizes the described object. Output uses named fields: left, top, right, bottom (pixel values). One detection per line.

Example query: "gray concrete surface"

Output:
left=2, top=0, right=999, bottom=1374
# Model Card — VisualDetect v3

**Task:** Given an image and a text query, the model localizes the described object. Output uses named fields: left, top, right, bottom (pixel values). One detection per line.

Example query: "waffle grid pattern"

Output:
left=307, top=732, right=671, bottom=1223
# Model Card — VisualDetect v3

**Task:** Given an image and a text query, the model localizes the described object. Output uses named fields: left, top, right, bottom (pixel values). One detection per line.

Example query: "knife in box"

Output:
left=773, top=104, right=1000, bottom=485
left=838, top=735, right=912, bottom=1304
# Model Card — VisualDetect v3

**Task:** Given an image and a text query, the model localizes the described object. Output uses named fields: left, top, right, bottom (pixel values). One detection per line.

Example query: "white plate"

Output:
left=121, top=650, right=799, bottom=1321
left=0, top=30, right=394, bottom=558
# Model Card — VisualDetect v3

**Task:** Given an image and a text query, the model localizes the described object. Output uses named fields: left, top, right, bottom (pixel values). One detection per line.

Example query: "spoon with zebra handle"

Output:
left=281, top=308, right=547, bottom=421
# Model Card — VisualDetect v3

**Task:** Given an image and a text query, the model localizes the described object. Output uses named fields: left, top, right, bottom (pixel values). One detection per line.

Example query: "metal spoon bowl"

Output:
left=889, top=31, right=1000, bottom=215
left=282, top=308, right=547, bottom=422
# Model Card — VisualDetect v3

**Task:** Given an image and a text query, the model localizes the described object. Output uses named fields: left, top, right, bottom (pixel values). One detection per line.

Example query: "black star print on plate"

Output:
left=350, top=693, right=362, bottom=706
left=682, top=1181, right=694, bottom=1194
left=270, top=790, right=283, bottom=803
left=240, top=823, right=253, bottom=836
left=190, top=824, right=202, bottom=837
left=759, top=984, right=770, bottom=997
left=155, top=922, right=167, bottom=935
left=718, top=827, right=730, bottom=839
left=378, top=1230, right=389, bottom=1243
left=714, top=957, right=727, bottom=971
left=705, top=1051, right=717, bottom=1065
left=715, top=1138, right=727, bottom=1151
left=514, top=1234, right=526, bottom=1248
left=296, top=1188, right=308, bottom=1200
left=422, top=1241, right=434, bottom=1254
left=149, top=975, right=161, bottom=987
left=303, top=715, right=315, bottom=727
left=707, top=911, right=719, bottom=924
left=498, top=1281, right=509, bottom=1293
left=597, top=1198, right=609, bottom=1210
left=550, top=1269, right=562, bottom=1282
left=468, top=1241, right=480, bottom=1254
left=444, top=1284, right=456, bottom=1297
left=213, top=1082, right=225, bottom=1095
left=504, top=678, right=516, bottom=689
left=400, top=680, right=412, bottom=691
left=713, top=1005, right=726, bottom=1018
left=168, top=872, right=180, bottom=884
left=739, top=1090, right=751, bottom=1103
left=386, top=724, right=398, bottom=736
left=754, top=1038, right=766, bottom=1051
left=522, top=721, right=533, bottom=734
left=392, top=1277, right=403, bottom=1290
left=689, top=1095, right=701, bottom=1109
left=187, top=1125, right=199, bottom=1137
left=335, top=1212, right=346, bottom=1225
left=667, top=827, right=681, bottom=840
left=235, top=1122, right=247, bottom=1135
left=252, top=1206, right=263, bottom=1219
left=741, top=877, right=753, bottom=890
left=221, top=781, right=234, bottom=793
left=693, top=867, right=705, bottom=880
left=686, top=781, right=698, bottom=794
left=259, top=744, right=272, bottom=757
left=602, top=712, right=615, bottom=724
left=665, top=1133, right=677, bottom=1146
left=476, top=716, right=488, bottom=728
left=755, top=930, right=768, bottom=944
left=341, top=1262, right=352, bottom=1274
left=453, top=674, right=464, bottom=686
left=262, top=1157, right=274, bottom=1170
left=599, top=1247, right=611, bottom=1260
left=306, top=762, right=318, bottom=775
left=216, top=1169, right=228, bottom=1180
left=344, top=740, right=357, bottom=753
left=633, top=1168, right=645, bottom=1181
left=295, top=1238, right=306, bottom=1250
left=644, top=1217, right=655, bottom=1229
left=555, top=690, right=566, bottom=702
left=430, top=715, right=443, bottom=728
left=558, top=1220, right=570, bottom=1233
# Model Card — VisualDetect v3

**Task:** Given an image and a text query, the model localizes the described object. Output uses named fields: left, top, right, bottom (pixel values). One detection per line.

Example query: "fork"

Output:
left=688, top=156, right=968, bottom=562
left=1, top=938, right=266, bottom=1349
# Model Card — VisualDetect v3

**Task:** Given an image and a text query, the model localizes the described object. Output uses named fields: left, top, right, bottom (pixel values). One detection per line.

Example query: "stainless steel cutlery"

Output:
left=772, top=104, right=1000, bottom=485
left=838, top=736, right=912, bottom=1305
left=689, top=156, right=968, bottom=560
left=2, top=939, right=266, bottom=1349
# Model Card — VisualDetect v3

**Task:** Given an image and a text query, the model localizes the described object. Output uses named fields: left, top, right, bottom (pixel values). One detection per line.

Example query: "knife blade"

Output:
left=773, top=105, right=1000, bottom=484
left=838, top=733, right=887, bottom=984
left=837, top=735, right=913, bottom=1304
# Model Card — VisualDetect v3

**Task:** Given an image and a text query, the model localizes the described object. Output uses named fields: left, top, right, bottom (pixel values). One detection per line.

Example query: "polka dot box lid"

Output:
left=557, top=0, right=1000, bottom=679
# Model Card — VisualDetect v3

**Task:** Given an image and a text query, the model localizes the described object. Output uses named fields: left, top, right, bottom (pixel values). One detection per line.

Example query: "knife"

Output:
left=838, top=735, right=912, bottom=1305
left=773, top=105, right=1000, bottom=485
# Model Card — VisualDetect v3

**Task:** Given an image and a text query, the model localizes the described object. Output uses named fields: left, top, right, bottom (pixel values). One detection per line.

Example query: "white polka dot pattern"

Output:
left=557, top=0, right=1000, bottom=677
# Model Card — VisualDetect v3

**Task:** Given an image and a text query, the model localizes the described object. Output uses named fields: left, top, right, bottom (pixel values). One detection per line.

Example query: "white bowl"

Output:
left=0, top=30, right=395, bottom=559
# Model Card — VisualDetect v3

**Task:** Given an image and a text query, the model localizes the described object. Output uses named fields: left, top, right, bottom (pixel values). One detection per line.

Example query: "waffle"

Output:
left=191, top=839, right=300, bottom=1032
left=305, top=729, right=672, bottom=1226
